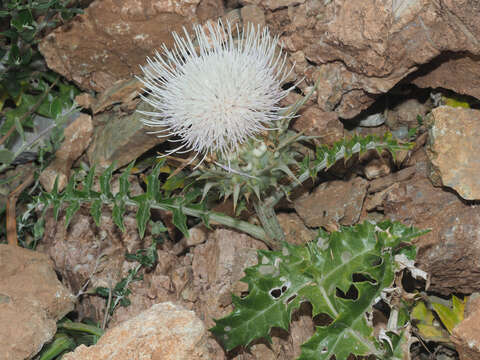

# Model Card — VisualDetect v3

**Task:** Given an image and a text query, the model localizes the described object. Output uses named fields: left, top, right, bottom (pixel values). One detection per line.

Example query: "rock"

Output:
left=382, top=149, right=480, bottom=295
left=294, top=176, right=368, bottom=229
left=362, top=158, right=391, bottom=180
left=257, top=0, right=480, bottom=120
left=452, top=295, right=480, bottom=360
left=292, top=105, right=344, bottom=145
left=38, top=0, right=224, bottom=93
left=358, top=113, right=385, bottom=128
left=426, top=106, right=480, bottom=200
left=63, top=302, right=209, bottom=360
left=172, top=226, right=208, bottom=255
left=75, top=93, right=96, bottom=110
left=277, top=212, right=317, bottom=245
left=87, top=100, right=167, bottom=172
left=368, top=165, right=416, bottom=194
left=192, top=229, right=267, bottom=357
left=0, top=245, right=75, bottom=360
left=91, top=79, right=143, bottom=115
left=39, top=114, right=93, bottom=192
left=413, top=54, right=480, bottom=101
left=240, top=4, right=266, bottom=27
left=242, top=0, right=305, bottom=11
left=385, top=97, right=430, bottom=131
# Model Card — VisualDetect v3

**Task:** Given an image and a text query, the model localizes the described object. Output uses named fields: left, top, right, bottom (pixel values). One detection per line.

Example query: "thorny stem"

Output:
left=123, top=199, right=270, bottom=245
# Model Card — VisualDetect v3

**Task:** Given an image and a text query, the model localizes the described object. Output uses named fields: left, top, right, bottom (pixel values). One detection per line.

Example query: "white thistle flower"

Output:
left=137, top=19, right=294, bottom=165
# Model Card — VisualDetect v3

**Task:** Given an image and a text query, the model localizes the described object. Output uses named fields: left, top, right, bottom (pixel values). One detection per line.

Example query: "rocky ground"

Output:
left=2, top=0, right=480, bottom=359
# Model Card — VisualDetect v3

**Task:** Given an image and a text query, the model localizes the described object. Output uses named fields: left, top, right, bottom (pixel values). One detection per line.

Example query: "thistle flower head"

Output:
left=137, top=19, right=294, bottom=164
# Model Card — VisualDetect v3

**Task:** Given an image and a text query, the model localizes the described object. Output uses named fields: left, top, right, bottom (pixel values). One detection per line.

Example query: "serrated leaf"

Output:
left=64, top=200, right=80, bottom=228
left=172, top=207, right=189, bottom=238
left=99, top=163, right=115, bottom=199
left=84, top=165, right=96, bottom=194
left=112, top=197, right=126, bottom=232
left=146, top=160, right=163, bottom=200
left=136, top=196, right=151, bottom=239
left=118, top=161, right=134, bottom=197
left=211, top=221, right=424, bottom=359
left=90, top=199, right=102, bottom=227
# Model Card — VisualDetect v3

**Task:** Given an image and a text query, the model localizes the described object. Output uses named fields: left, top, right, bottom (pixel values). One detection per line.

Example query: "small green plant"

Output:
left=0, top=0, right=82, bottom=173
left=210, top=221, right=427, bottom=359
left=36, top=318, right=104, bottom=360
left=95, top=232, right=165, bottom=327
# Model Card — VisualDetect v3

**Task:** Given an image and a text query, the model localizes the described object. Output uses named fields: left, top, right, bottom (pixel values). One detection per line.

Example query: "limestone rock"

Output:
left=413, top=54, right=480, bottom=101
left=427, top=106, right=480, bottom=200
left=292, top=105, right=344, bottom=145
left=382, top=150, right=480, bottom=295
left=294, top=176, right=368, bottom=229
left=258, top=0, right=480, bottom=119
left=39, top=113, right=93, bottom=192
left=38, top=0, right=224, bottom=92
left=62, top=302, right=209, bottom=360
left=87, top=100, right=167, bottom=171
left=277, top=212, right=316, bottom=245
left=0, top=245, right=75, bottom=360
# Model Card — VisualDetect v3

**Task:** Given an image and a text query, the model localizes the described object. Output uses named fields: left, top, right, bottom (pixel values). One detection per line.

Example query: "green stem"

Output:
left=123, top=199, right=269, bottom=245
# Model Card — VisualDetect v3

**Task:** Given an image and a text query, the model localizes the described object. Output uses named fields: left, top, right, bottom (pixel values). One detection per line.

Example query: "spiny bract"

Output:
left=137, top=19, right=294, bottom=165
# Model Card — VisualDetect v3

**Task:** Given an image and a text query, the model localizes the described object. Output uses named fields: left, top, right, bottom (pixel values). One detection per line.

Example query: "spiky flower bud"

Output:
left=137, top=19, right=293, bottom=164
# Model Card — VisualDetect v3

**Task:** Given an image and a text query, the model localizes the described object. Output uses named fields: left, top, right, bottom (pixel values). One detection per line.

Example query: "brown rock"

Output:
left=368, top=165, right=416, bottom=194
left=0, top=245, right=75, bottom=360
left=39, top=114, right=93, bottom=192
left=75, top=93, right=96, bottom=110
left=294, top=176, right=368, bottom=228
left=38, top=0, right=224, bottom=92
left=452, top=295, right=480, bottom=360
left=292, top=106, right=344, bottom=145
left=385, top=97, right=430, bottom=130
left=87, top=100, right=167, bottom=172
left=382, top=150, right=480, bottom=295
left=92, top=78, right=143, bottom=114
left=242, top=0, right=305, bottom=11
left=258, top=0, right=480, bottom=119
left=427, top=106, right=480, bottom=200
left=240, top=4, right=266, bottom=27
left=413, top=54, right=480, bottom=101
left=63, top=302, right=209, bottom=360
left=277, top=212, right=316, bottom=245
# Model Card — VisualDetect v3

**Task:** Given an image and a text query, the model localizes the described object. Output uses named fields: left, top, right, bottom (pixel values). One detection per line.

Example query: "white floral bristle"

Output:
left=137, top=19, right=294, bottom=164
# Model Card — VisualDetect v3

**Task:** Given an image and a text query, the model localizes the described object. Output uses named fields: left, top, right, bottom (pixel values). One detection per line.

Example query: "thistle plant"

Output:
left=34, top=18, right=421, bottom=360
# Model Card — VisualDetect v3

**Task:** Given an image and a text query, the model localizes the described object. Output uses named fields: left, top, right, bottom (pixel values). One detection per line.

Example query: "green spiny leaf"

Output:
left=172, top=207, right=189, bottom=238
left=64, top=200, right=80, bottom=228
left=211, top=221, right=424, bottom=358
left=99, top=163, right=115, bottom=199
left=147, top=160, right=164, bottom=200
left=112, top=195, right=126, bottom=232
left=90, top=199, right=102, bottom=227
left=118, top=161, right=135, bottom=197
left=136, top=194, right=150, bottom=239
